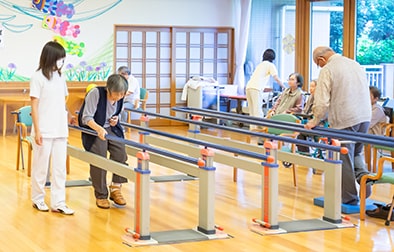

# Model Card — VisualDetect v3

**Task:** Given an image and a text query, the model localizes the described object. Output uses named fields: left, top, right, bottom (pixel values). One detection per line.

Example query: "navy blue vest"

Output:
left=78, top=87, right=124, bottom=151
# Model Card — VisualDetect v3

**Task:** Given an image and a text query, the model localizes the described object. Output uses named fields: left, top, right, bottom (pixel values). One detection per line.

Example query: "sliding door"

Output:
left=114, top=25, right=234, bottom=125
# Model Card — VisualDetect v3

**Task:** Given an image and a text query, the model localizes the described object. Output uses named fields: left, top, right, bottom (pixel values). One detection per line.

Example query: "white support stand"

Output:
left=322, top=139, right=342, bottom=223
left=197, top=148, right=216, bottom=234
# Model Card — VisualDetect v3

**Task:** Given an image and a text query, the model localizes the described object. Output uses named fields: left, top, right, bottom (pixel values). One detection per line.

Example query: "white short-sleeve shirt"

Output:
left=246, top=61, right=278, bottom=91
left=30, top=70, right=69, bottom=138
left=124, top=75, right=140, bottom=104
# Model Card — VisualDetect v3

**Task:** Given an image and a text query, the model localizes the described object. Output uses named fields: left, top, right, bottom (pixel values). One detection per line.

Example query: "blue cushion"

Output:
left=313, top=196, right=384, bottom=214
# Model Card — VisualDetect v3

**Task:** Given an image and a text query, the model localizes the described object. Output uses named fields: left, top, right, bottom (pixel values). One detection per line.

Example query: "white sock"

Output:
left=111, top=183, right=121, bottom=191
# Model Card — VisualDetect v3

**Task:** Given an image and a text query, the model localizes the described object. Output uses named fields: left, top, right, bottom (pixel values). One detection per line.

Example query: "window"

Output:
left=355, top=0, right=394, bottom=97
left=114, top=25, right=234, bottom=124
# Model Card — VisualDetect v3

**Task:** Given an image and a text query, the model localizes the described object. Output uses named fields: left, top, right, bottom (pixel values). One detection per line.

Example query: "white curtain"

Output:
left=233, top=0, right=252, bottom=95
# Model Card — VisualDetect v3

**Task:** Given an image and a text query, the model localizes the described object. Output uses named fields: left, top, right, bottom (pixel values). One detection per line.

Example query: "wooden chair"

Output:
left=13, top=106, right=70, bottom=177
left=366, top=106, right=394, bottom=172
left=370, top=123, right=394, bottom=173
left=140, top=87, right=149, bottom=110
left=13, top=106, right=33, bottom=176
left=125, top=87, right=149, bottom=132
left=359, top=156, right=394, bottom=221
left=244, top=113, right=300, bottom=186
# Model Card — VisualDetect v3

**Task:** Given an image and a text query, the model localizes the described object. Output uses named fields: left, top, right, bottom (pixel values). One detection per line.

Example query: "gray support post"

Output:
left=197, top=148, right=216, bottom=235
left=140, top=114, right=149, bottom=128
left=322, top=139, right=343, bottom=223
left=139, top=115, right=150, bottom=144
left=134, top=151, right=151, bottom=240
left=187, top=115, right=201, bottom=139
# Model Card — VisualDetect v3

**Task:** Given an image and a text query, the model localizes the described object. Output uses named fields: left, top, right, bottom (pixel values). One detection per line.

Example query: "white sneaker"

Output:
left=33, top=201, right=49, bottom=212
left=52, top=205, right=75, bottom=215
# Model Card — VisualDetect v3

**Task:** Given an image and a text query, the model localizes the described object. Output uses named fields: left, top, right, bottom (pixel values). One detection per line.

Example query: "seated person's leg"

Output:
left=296, top=133, right=310, bottom=154
left=120, top=102, right=133, bottom=123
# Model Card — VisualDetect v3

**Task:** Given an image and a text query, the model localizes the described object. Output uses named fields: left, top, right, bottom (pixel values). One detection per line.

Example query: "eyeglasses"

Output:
left=121, top=70, right=131, bottom=75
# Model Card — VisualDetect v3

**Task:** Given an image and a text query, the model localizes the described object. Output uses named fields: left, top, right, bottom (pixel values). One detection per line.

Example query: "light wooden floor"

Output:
left=0, top=126, right=393, bottom=252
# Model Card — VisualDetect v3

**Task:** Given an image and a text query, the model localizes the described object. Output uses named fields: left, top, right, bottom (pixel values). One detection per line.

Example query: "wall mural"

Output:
left=0, top=0, right=121, bottom=81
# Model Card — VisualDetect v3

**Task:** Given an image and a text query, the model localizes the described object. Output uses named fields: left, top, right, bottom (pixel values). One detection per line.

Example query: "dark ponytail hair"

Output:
left=262, top=49, right=276, bottom=62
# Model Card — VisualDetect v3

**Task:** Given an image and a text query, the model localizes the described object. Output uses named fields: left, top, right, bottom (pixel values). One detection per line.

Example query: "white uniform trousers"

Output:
left=246, top=88, right=263, bottom=130
left=31, top=137, right=67, bottom=209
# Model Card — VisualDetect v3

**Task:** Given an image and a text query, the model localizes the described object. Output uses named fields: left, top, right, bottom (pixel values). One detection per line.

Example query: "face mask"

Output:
left=56, top=58, right=65, bottom=69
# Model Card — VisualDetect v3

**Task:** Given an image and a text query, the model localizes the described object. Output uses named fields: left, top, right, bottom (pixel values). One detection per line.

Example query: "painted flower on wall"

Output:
left=0, top=63, right=20, bottom=81
left=64, top=61, right=111, bottom=81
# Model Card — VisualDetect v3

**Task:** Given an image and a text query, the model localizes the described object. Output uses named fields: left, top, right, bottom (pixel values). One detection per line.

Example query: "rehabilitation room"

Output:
left=0, top=0, right=394, bottom=251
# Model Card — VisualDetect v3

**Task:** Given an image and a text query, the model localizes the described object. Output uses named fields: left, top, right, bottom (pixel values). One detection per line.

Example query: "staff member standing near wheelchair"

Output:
left=305, top=46, right=372, bottom=205
left=246, top=49, right=285, bottom=130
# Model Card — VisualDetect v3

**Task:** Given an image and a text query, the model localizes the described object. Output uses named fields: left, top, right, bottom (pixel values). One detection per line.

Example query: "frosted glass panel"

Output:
left=190, top=32, right=200, bottom=43
left=217, top=62, right=228, bottom=73
left=204, top=33, right=214, bottom=44
left=176, top=62, right=186, bottom=73
left=131, top=47, right=142, bottom=58
left=160, top=47, right=171, bottom=58
left=149, top=92, right=157, bottom=102
left=217, top=77, right=228, bottom=84
left=217, top=33, right=228, bottom=44
left=146, top=32, right=157, bottom=43
left=160, top=92, right=170, bottom=103
left=160, top=32, right=171, bottom=43
left=190, top=62, right=200, bottom=74
left=203, top=62, right=214, bottom=74
left=116, top=31, right=128, bottom=43
left=176, top=47, right=186, bottom=58
left=176, top=32, right=186, bottom=44
left=204, top=48, right=214, bottom=59
left=160, top=77, right=171, bottom=88
left=218, top=48, right=228, bottom=59
left=190, top=48, right=200, bottom=59
left=146, top=62, right=156, bottom=74
left=131, top=32, right=142, bottom=43
left=146, top=47, right=157, bottom=58
left=116, top=47, right=128, bottom=59
left=160, top=62, right=170, bottom=74
left=131, top=62, right=142, bottom=73
left=146, top=78, right=157, bottom=89
left=176, top=77, right=187, bottom=88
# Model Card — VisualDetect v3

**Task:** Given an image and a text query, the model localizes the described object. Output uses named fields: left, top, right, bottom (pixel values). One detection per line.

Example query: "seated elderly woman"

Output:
left=368, top=86, right=388, bottom=135
left=267, top=72, right=305, bottom=117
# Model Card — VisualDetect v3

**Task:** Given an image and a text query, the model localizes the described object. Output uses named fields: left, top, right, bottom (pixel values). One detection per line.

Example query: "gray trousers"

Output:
left=89, top=127, right=128, bottom=199
left=340, top=121, right=370, bottom=205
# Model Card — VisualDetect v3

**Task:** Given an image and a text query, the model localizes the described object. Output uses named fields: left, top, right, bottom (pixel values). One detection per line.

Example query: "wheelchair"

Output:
left=291, top=113, right=330, bottom=174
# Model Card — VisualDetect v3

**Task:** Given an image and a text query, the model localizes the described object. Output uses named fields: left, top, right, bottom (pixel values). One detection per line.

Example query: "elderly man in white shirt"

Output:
left=305, top=46, right=372, bottom=205
left=117, top=66, right=140, bottom=123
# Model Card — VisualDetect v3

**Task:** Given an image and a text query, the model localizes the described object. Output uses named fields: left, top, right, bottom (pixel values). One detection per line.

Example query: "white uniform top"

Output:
left=124, top=75, right=140, bottom=104
left=246, top=61, right=278, bottom=91
left=30, top=70, right=69, bottom=138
